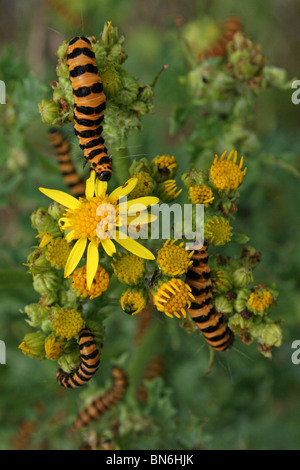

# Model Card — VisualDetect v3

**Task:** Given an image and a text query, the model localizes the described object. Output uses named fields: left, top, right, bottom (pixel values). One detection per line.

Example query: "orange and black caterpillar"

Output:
left=72, top=366, right=127, bottom=430
left=48, top=128, right=85, bottom=198
left=67, top=36, right=112, bottom=181
left=136, top=356, right=164, bottom=403
left=198, top=17, right=241, bottom=61
left=186, top=242, right=234, bottom=351
left=56, top=329, right=101, bottom=388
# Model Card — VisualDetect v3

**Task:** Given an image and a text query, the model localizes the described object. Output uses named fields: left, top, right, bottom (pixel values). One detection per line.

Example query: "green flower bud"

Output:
left=26, top=247, right=51, bottom=275
left=240, top=245, right=262, bottom=269
left=231, top=233, right=250, bottom=244
left=55, top=41, right=68, bottom=60
left=19, top=331, right=47, bottom=360
left=130, top=100, right=148, bottom=116
left=38, top=99, right=60, bottom=125
left=33, top=271, right=60, bottom=295
left=108, top=43, right=128, bottom=64
left=92, top=42, right=107, bottom=69
left=101, top=21, right=120, bottom=49
left=48, top=202, right=65, bottom=220
left=156, top=180, right=182, bottom=203
left=39, top=293, right=57, bottom=308
left=139, top=85, right=154, bottom=102
left=260, top=323, right=282, bottom=348
left=214, top=295, right=233, bottom=314
left=53, top=77, right=74, bottom=105
left=56, top=60, right=69, bottom=78
left=31, top=207, right=50, bottom=231
left=100, top=65, right=122, bottom=98
left=181, top=169, right=205, bottom=188
left=211, top=268, right=232, bottom=293
left=233, top=288, right=250, bottom=312
left=114, top=74, right=139, bottom=106
left=228, top=312, right=255, bottom=334
left=231, top=267, right=254, bottom=288
left=57, top=348, right=81, bottom=374
left=58, top=281, right=79, bottom=309
left=129, top=158, right=151, bottom=175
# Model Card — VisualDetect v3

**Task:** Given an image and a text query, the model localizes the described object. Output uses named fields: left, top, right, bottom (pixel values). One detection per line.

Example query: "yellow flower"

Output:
left=46, top=237, right=71, bottom=269
left=248, top=289, right=273, bottom=313
left=152, top=155, right=178, bottom=181
left=159, top=179, right=182, bottom=202
left=120, top=288, right=147, bottom=315
left=112, top=252, right=145, bottom=284
left=153, top=278, right=194, bottom=319
left=39, top=170, right=158, bottom=289
left=45, top=336, right=65, bottom=359
left=157, top=239, right=193, bottom=276
left=53, top=308, right=84, bottom=340
left=210, top=150, right=247, bottom=190
left=188, top=184, right=214, bottom=207
left=129, top=172, right=154, bottom=199
left=205, top=216, right=232, bottom=245
left=35, top=231, right=53, bottom=248
left=70, top=264, right=110, bottom=299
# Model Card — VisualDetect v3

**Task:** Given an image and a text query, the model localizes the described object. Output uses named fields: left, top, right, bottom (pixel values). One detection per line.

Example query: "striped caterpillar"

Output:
left=72, top=366, right=127, bottom=430
left=48, top=128, right=85, bottom=198
left=186, top=242, right=234, bottom=351
left=198, top=17, right=241, bottom=61
left=56, top=329, right=101, bottom=388
left=67, top=36, right=112, bottom=181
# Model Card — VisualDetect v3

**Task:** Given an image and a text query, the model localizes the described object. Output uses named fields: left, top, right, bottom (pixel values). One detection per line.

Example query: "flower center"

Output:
left=65, top=196, right=116, bottom=241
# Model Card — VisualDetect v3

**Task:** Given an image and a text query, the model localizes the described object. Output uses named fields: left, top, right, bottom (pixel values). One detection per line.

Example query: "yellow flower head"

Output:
left=157, top=239, right=193, bottom=276
left=159, top=179, right=182, bottom=202
left=53, top=308, right=84, bottom=340
left=39, top=171, right=158, bottom=289
left=120, top=288, right=147, bottom=315
left=112, top=252, right=145, bottom=285
left=205, top=216, right=232, bottom=245
left=210, top=150, right=247, bottom=190
left=45, top=336, right=65, bottom=359
left=248, top=289, right=273, bottom=313
left=188, top=184, right=214, bottom=207
left=129, top=172, right=154, bottom=199
left=70, top=264, right=110, bottom=299
left=46, top=237, right=71, bottom=269
left=153, top=155, right=178, bottom=181
left=153, top=278, right=194, bottom=319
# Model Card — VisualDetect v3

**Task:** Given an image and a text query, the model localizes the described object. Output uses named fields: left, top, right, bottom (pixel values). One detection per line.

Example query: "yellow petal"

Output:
left=109, top=177, right=138, bottom=200
left=37, top=233, right=52, bottom=248
left=86, top=241, right=99, bottom=290
left=95, top=179, right=107, bottom=198
left=39, top=187, right=81, bottom=210
left=85, top=170, right=96, bottom=200
left=65, top=230, right=76, bottom=242
left=64, top=238, right=87, bottom=277
left=115, top=232, right=155, bottom=260
left=126, top=212, right=157, bottom=226
left=119, top=196, right=159, bottom=216
left=101, top=238, right=116, bottom=257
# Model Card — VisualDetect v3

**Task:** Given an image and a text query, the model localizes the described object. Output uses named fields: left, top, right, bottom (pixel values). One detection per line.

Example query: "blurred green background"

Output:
left=0, top=0, right=300, bottom=450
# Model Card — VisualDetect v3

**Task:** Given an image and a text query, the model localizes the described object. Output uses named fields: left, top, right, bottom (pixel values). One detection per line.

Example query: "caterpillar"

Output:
left=136, top=356, right=164, bottom=403
left=186, top=242, right=234, bottom=351
left=48, top=128, right=85, bottom=198
left=72, top=366, right=127, bottom=430
left=198, top=16, right=241, bottom=61
left=67, top=36, right=112, bottom=181
left=56, top=329, right=101, bottom=388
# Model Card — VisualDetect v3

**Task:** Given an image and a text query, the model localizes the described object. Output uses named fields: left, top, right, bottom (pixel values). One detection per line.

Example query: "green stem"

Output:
left=112, top=140, right=130, bottom=185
